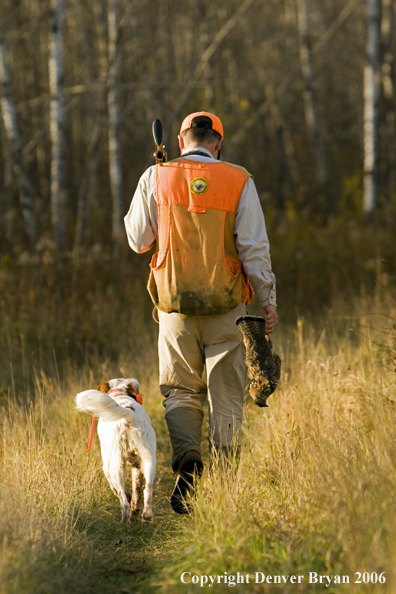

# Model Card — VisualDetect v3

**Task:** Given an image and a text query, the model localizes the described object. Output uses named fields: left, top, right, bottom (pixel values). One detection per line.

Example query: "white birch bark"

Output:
left=363, top=0, right=381, bottom=216
left=0, top=16, right=36, bottom=243
left=49, top=0, right=66, bottom=250
left=296, top=0, right=328, bottom=188
left=107, top=0, right=123, bottom=256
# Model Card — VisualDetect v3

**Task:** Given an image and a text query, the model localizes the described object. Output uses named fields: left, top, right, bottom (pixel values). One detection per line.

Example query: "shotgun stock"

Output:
left=152, top=119, right=167, bottom=164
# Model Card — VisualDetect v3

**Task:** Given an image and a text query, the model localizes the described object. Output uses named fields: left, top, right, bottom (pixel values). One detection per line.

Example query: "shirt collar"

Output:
left=181, top=146, right=214, bottom=158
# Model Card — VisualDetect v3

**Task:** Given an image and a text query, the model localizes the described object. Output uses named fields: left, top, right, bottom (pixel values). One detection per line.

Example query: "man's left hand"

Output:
left=260, top=305, right=278, bottom=334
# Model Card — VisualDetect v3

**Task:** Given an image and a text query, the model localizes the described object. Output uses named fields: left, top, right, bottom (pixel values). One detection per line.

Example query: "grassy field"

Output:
left=0, top=234, right=395, bottom=594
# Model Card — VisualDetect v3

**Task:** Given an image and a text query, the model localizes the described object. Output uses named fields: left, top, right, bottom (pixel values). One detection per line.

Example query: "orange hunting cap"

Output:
left=180, top=111, right=224, bottom=137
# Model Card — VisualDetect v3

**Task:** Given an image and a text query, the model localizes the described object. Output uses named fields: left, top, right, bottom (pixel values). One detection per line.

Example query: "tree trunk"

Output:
left=0, top=15, right=36, bottom=244
left=49, top=0, right=66, bottom=250
left=0, top=121, right=15, bottom=244
left=72, top=0, right=103, bottom=256
left=380, top=0, right=395, bottom=206
left=169, top=0, right=255, bottom=149
left=73, top=118, right=102, bottom=257
left=264, top=81, right=302, bottom=193
left=197, top=0, right=215, bottom=111
left=363, top=0, right=381, bottom=217
left=296, top=0, right=329, bottom=190
left=107, top=0, right=123, bottom=257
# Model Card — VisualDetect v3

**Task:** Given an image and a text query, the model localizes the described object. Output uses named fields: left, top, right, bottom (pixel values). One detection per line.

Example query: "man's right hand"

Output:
left=260, top=305, right=278, bottom=334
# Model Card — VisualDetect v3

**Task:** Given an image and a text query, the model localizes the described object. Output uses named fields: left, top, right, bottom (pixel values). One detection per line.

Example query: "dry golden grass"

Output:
left=158, top=302, right=396, bottom=593
left=0, top=358, right=183, bottom=594
left=0, top=255, right=395, bottom=593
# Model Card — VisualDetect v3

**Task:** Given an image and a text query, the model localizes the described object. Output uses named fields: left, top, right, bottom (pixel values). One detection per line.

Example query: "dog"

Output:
left=76, top=378, right=156, bottom=523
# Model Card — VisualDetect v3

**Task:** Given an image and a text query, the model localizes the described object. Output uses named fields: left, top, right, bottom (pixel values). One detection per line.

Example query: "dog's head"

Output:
left=97, top=378, right=142, bottom=403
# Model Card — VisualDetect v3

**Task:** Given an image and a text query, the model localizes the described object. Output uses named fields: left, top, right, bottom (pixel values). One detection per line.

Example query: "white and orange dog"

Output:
left=76, top=378, right=156, bottom=523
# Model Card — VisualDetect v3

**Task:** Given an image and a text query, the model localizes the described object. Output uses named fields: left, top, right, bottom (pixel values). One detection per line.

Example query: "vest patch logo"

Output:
left=190, top=177, right=209, bottom=195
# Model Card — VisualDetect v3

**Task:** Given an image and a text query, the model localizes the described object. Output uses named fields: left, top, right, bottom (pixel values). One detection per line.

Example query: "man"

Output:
left=124, top=112, right=277, bottom=514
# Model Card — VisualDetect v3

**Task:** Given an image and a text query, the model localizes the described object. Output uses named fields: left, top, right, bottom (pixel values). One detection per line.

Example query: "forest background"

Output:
left=0, top=0, right=396, bottom=593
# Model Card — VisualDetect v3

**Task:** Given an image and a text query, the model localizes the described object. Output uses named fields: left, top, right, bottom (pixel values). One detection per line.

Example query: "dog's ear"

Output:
left=97, top=381, right=110, bottom=393
left=126, top=380, right=139, bottom=394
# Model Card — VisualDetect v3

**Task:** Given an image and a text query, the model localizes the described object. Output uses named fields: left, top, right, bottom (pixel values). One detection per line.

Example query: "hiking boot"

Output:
left=170, top=450, right=203, bottom=515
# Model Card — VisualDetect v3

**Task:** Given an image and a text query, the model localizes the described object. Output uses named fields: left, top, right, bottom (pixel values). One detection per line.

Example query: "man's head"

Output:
left=178, top=112, right=223, bottom=159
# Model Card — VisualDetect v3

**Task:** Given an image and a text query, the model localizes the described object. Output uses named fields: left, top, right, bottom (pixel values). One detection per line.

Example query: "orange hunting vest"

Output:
left=147, top=158, right=254, bottom=315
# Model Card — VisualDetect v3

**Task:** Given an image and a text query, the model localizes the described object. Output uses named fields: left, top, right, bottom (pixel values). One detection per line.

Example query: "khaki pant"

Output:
left=158, top=302, right=247, bottom=467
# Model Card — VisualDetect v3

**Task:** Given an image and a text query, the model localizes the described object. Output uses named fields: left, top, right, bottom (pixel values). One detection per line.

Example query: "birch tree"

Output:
left=0, top=15, right=36, bottom=244
left=363, top=0, right=381, bottom=216
left=49, top=0, right=66, bottom=250
left=1, top=0, right=395, bottom=246
left=296, top=0, right=329, bottom=190
left=107, top=0, right=123, bottom=257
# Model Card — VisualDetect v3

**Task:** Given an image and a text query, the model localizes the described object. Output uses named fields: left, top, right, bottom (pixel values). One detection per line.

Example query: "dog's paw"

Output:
left=142, top=513, right=154, bottom=524
left=129, top=508, right=140, bottom=522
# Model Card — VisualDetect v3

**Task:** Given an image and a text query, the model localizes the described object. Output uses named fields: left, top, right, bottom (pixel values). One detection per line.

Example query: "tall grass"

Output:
left=0, top=358, right=178, bottom=594
left=1, top=301, right=395, bottom=593
left=0, top=224, right=395, bottom=593
left=159, top=307, right=396, bottom=593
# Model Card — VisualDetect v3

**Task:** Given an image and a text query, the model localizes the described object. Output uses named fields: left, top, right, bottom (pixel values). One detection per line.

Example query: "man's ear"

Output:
left=178, top=134, right=185, bottom=151
left=214, top=136, right=223, bottom=159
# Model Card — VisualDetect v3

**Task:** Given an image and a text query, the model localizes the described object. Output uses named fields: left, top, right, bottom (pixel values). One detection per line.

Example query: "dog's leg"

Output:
left=103, top=466, right=120, bottom=498
left=140, top=454, right=156, bottom=523
left=130, top=466, right=141, bottom=519
left=108, top=466, right=130, bottom=523
left=101, top=438, right=123, bottom=500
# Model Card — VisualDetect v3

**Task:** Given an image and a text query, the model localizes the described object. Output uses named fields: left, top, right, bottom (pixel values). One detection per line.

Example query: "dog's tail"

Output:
left=76, top=390, right=136, bottom=423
